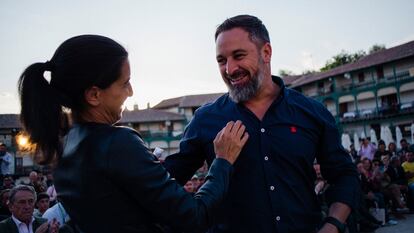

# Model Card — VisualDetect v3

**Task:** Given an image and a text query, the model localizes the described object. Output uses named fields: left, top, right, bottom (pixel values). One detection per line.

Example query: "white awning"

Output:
left=357, top=92, right=375, bottom=100
left=400, top=82, right=414, bottom=92
left=338, top=95, right=354, bottom=103
left=377, top=87, right=397, bottom=97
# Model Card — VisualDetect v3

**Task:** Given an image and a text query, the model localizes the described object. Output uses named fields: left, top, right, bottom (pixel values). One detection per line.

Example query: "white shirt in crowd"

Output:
left=11, top=215, right=35, bottom=233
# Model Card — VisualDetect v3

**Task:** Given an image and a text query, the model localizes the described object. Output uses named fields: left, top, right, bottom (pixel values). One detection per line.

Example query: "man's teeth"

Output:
left=231, top=76, right=245, bottom=82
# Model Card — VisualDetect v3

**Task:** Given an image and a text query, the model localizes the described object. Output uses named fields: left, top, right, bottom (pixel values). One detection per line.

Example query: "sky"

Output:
left=1, top=0, right=414, bottom=114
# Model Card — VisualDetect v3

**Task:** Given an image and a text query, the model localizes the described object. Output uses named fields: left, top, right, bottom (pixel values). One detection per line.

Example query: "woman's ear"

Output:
left=84, top=86, right=101, bottom=106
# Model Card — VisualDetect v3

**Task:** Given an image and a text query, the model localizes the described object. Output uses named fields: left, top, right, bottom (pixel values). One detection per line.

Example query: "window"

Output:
left=358, top=72, right=365, bottom=83
left=376, top=66, right=384, bottom=79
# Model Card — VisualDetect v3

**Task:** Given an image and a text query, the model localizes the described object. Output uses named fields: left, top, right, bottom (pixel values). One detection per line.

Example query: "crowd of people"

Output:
left=315, top=138, right=414, bottom=232
left=0, top=169, right=68, bottom=232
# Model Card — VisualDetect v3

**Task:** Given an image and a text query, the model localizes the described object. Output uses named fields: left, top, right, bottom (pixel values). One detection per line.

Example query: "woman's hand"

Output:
left=213, top=120, right=249, bottom=164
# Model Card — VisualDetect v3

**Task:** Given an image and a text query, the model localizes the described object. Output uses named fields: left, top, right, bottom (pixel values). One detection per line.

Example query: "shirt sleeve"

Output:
left=315, top=104, right=360, bottom=210
left=106, top=128, right=232, bottom=232
left=164, top=112, right=207, bottom=185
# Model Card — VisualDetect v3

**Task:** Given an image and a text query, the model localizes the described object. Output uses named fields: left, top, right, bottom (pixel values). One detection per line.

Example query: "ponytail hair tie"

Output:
left=44, top=61, right=54, bottom=71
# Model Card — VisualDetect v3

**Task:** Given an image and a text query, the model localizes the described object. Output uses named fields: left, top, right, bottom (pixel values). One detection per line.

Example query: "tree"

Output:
left=320, top=50, right=366, bottom=71
left=278, top=69, right=295, bottom=77
left=368, top=44, right=386, bottom=54
left=302, top=69, right=317, bottom=75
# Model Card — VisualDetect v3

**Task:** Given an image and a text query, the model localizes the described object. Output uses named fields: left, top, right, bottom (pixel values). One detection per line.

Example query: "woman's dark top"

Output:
left=54, top=123, right=232, bottom=233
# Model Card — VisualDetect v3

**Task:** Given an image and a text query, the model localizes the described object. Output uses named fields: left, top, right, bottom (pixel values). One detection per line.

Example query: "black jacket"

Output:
left=54, top=123, right=232, bottom=233
left=0, top=217, right=46, bottom=233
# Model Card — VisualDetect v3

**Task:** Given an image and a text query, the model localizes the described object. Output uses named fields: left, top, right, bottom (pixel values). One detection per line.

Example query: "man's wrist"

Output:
left=322, top=216, right=346, bottom=233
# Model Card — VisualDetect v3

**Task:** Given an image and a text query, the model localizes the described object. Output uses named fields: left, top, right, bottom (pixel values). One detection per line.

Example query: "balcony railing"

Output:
left=338, top=71, right=412, bottom=93
left=339, top=101, right=414, bottom=123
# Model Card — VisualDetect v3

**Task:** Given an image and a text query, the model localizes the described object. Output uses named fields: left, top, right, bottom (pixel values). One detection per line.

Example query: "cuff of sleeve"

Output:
left=326, top=176, right=360, bottom=210
left=206, top=158, right=233, bottom=179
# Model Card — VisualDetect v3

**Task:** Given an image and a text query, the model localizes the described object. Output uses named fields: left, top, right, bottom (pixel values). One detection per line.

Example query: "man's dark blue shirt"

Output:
left=165, top=76, right=359, bottom=233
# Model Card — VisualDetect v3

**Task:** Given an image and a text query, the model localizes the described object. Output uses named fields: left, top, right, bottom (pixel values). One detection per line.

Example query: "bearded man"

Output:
left=165, top=15, right=359, bottom=233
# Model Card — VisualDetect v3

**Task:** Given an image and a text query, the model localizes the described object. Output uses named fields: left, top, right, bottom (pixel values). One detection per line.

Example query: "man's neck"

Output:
left=243, top=75, right=280, bottom=121
left=12, top=214, right=33, bottom=226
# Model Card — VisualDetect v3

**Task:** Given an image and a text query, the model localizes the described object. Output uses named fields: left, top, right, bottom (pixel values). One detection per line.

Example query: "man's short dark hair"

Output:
left=215, top=15, right=270, bottom=47
left=36, top=192, right=49, bottom=203
left=9, top=185, right=36, bottom=204
left=400, top=138, right=407, bottom=143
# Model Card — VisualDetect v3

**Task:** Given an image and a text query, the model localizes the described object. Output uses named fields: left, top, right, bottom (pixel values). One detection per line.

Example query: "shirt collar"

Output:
left=11, top=214, right=35, bottom=227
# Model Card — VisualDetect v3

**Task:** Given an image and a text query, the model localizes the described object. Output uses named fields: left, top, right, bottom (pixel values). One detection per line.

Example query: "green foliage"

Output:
left=278, top=69, right=295, bottom=77
left=368, top=44, right=386, bottom=54
left=320, top=50, right=366, bottom=72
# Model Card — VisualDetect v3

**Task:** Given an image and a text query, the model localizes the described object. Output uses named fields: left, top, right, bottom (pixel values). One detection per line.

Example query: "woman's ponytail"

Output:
left=18, top=62, right=65, bottom=164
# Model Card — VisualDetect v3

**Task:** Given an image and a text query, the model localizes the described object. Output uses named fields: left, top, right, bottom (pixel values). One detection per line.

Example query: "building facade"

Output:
left=286, top=40, right=414, bottom=145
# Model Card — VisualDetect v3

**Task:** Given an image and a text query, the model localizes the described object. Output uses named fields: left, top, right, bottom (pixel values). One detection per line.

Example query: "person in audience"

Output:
left=1, top=176, right=15, bottom=190
left=0, top=189, right=11, bottom=219
left=27, top=171, right=46, bottom=194
left=359, top=138, right=376, bottom=161
left=398, top=139, right=410, bottom=159
left=33, top=193, right=50, bottom=218
left=388, top=142, right=397, bottom=157
left=0, top=143, right=12, bottom=177
left=374, top=140, right=391, bottom=161
left=385, top=156, right=410, bottom=212
left=401, top=145, right=414, bottom=209
left=0, top=185, right=59, bottom=233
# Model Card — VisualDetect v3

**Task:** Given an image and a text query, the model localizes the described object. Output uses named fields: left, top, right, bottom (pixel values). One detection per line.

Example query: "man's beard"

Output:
left=226, top=66, right=264, bottom=103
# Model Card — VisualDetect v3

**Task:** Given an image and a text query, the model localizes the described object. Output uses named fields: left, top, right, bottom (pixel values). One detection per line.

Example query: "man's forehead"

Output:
left=216, top=28, right=252, bottom=46
left=15, top=191, right=35, bottom=199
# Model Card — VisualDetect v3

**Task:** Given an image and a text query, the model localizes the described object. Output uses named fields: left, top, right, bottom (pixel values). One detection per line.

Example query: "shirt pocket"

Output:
left=267, top=123, right=318, bottom=164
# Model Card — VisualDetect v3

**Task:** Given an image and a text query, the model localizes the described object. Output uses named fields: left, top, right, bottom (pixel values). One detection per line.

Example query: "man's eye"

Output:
left=217, top=59, right=226, bottom=65
left=235, top=54, right=245, bottom=59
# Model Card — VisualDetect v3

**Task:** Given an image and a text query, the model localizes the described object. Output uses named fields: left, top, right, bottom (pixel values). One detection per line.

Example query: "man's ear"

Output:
left=84, top=86, right=101, bottom=107
left=261, top=42, right=272, bottom=64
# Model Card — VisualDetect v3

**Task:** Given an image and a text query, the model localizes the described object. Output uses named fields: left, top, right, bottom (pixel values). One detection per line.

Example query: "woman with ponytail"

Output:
left=18, top=35, right=249, bottom=233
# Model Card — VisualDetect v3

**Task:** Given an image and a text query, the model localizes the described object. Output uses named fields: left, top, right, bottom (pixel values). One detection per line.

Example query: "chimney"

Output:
left=133, top=104, right=139, bottom=111
left=147, top=102, right=151, bottom=109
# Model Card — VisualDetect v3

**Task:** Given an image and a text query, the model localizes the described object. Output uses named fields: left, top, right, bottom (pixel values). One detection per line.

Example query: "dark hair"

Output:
left=18, top=35, right=128, bottom=164
left=9, top=185, right=36, bottom=204
left=36, top=192, right=50, bottom=203
left=215, top=15, right=270, bottom=47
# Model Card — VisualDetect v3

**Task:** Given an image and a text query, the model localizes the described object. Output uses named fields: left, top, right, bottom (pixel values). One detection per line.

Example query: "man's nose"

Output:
left=225, top=59, right=238, bottom=76
left=128, top=85, right=134, bottom=97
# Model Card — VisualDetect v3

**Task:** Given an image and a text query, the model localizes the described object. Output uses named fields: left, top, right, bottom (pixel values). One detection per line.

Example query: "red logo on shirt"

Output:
left=290, top=126, right=297, bottom=133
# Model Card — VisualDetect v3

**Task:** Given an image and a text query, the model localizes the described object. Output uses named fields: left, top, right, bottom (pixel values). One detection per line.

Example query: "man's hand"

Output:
left=214, top=120, right=249, bottom=164
left=35, top=219, right=59, bottom=233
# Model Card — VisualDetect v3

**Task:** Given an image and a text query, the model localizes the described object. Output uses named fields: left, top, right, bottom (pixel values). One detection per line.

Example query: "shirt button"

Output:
left=276, top=216, right=281, bottom=221
left=261, top=128, right=265, bottom=133
left=270, top=185, right=275, bottom=191
left=264, top=156, right=269, bottom=161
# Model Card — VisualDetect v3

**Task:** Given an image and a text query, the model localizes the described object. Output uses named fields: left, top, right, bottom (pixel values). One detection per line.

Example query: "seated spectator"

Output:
left=374, top=140, right=391, bottom=161
left=401, top=145, right=414, bottom=205
left=0, top=189, right=11, bottom=220
left=388, top=142, right=398, bottom=157
left=183, top=180, right=195, bottom=193
left=1, top=176, right=14, bottom=190
left=359, top=138, right=376, bottom=161
left=385, top=156, right=410, bottom=212
left=27, top=171, right=47, bottom=194
left=0, top=185, right=59, bottom=233
left=349, top=143, right=359, bottom=163
left=34, top=193, right=50, bottom=218
left=397, top=139, right=410, bottom=159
